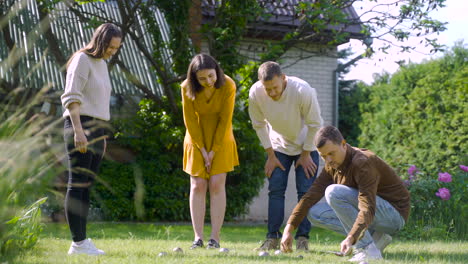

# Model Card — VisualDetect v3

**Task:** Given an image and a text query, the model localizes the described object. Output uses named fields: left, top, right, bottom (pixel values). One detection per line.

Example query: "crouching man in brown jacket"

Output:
left=281, top=126, right=410, bottom=262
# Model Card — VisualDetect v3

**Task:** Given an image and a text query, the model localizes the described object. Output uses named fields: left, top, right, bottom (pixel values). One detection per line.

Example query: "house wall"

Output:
left=202, top=40, right=338, bottom=222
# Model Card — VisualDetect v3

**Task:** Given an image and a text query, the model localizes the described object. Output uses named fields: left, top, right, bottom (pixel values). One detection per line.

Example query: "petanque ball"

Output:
left=173, top=247, right=183, bottom=253
left=219, top=248, right=229, bottom=253
left=258, top=251, right=269, bottom=257
left=297, top=255, right=304, bottom=259
left=274, top=250, right=282, bottom=255
left=158, top=252, right=167, bottom=257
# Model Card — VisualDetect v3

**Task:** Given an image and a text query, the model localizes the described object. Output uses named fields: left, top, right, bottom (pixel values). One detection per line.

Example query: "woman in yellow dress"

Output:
left=181, top=54, right=239, bottom=249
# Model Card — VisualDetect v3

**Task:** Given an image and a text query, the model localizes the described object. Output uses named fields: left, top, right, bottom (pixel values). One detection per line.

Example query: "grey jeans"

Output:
left=307, top=184, right=405, bottom=249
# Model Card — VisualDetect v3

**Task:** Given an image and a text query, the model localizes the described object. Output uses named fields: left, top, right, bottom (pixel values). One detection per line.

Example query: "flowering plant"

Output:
left=401, top=164, right=467, bottom=240
left=435, top=187, right=450, bottom=200
left=437, top=172, right=452, bottom=183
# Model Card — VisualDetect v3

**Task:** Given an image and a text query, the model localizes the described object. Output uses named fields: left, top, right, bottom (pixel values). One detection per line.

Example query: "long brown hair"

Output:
left=66, top=23, right=122, bottom=68
left=186, top=54, right=225, bottom=100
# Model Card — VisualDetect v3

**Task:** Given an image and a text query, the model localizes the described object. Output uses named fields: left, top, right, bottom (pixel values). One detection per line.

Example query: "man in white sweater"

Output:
left=249, top=61, right=323, bottom=251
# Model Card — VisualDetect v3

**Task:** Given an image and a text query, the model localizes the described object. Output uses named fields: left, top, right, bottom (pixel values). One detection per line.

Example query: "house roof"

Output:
left=201, top=0, right=364, bottom=42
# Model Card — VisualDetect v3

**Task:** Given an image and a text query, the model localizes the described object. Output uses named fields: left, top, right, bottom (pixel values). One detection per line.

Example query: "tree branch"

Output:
left=114, top=60, right=162, bottom=105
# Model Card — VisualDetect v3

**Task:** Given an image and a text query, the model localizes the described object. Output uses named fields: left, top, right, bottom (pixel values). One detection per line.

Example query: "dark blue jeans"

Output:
left=267, top=150, right=319, bottom=239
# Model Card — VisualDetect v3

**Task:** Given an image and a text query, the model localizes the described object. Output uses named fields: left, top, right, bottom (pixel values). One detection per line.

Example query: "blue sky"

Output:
left=341, top=0, right=468, bottom=84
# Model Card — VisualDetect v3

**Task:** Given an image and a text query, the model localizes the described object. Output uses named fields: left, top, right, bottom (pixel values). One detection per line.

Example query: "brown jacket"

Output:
left=288, top=144, right=410, bottom=244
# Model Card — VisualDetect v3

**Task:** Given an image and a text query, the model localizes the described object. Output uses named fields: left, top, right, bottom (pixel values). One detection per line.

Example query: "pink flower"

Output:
left=438, top=172, right=452, bottom=183
left=435, top=188, right=451, bottom=200
left=460, top=165, right=468, bottom=172
left=408, top=165, right=418, bottom=176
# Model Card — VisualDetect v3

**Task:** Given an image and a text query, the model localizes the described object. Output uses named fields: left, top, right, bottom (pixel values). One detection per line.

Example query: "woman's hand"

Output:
left=200, top=148, right=215, bottom=173
left=74, top=129, right=88, bottom=153
left=206, top=150, right=215, bottom=173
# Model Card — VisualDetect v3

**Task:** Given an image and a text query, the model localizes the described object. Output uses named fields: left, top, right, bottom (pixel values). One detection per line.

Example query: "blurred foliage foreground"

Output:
left=0, top=91, right=63, bottom=261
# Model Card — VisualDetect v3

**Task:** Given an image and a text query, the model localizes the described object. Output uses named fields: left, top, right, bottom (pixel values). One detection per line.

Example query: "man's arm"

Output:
left=281, top=169, right=333, bottom=252
left=294, top=85, right=322, bottom=178
left=300, top=85, right=323, bottom=152
left=248, top=92, right=271, bottom=150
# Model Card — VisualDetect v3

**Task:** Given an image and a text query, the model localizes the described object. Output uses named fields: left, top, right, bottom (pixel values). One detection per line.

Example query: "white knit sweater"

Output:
left=61, top=52, right=112, bottom=121
left=248, top=76, right=323, bottom=155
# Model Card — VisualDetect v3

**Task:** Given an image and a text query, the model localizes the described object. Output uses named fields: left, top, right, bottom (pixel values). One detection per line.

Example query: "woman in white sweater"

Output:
left=61, top=23, right=121, bottom=256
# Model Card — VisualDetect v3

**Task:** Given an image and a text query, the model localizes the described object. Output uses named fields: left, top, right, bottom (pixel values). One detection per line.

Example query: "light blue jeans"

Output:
left=307, top=184, right=405, bottom=249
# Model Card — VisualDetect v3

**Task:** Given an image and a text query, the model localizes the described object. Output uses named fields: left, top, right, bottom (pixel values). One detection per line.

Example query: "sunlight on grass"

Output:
left=17, top=223, right=468, bottom=264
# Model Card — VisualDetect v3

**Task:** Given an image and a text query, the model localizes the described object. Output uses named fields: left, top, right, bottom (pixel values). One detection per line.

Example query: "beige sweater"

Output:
left=248, top=76, right=323, bottom=155
left=61, top=52, right=112, bottom=121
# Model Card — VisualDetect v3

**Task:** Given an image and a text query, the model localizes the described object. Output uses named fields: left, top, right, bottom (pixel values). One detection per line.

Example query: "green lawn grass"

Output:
left=16, top=222, right=468, bottom=263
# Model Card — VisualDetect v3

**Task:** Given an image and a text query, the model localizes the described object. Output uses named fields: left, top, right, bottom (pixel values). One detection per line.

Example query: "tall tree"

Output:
left=1, top=0, right=447, bottom=112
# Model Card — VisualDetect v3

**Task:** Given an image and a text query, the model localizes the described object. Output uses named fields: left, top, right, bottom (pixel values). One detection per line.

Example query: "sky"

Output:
left=340, top=0, right=468, bottom=84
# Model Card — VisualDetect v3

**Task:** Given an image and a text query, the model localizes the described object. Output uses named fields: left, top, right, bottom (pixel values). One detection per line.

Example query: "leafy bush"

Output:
left=358, top=43, right=468, bottom=172
left=0, top=94, right=60, bottom=260
left=93, top=95, right=265, bottom=221
left=399, top=164, right=468, bottom=240
left=338, top=82, right=370, bottom=146
left=1, top=198, right=47, bottom=259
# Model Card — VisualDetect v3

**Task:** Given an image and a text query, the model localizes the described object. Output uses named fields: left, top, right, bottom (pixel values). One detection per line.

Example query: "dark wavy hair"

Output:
left=186, top=54, right=225, bottom=100
left=67, top=23, right=122, bottom=68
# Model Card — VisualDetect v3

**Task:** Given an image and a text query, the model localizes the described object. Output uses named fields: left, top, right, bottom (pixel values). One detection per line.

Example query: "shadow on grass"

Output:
left=42, top=222, right=344, bottom=243
left=384, top=251, right=468, bottom=262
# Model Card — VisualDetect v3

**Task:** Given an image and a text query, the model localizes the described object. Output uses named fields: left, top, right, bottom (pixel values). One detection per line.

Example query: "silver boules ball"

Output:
left=258, top=251, right=269, bottom=257
left=297, top=254, right=304, bottom=259
left=173, top=247, right=183, bottom=253
left=219, top=247, right=229, bottom=253
left=274, top=250, right=282, bottom=255
left=158, top=252, right=167, bottom=257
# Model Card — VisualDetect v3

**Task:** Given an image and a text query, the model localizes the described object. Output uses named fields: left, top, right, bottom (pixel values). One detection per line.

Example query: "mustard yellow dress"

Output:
left=181, top=75, right=239, bottom=179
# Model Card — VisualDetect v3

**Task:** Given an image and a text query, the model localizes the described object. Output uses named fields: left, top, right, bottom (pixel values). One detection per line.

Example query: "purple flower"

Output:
left=438, top=172, right=452, bottom=183
left=403, top=179, right=411, bottom=187
left=460, top=165, right=468, bottom=172
left=435, top=188, right=451, bottom=200
left=408, top=165, right=418, bottom=176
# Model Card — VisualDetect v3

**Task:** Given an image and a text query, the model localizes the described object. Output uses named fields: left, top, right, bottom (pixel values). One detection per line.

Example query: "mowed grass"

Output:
left=17, top=222, right=468, bottom=264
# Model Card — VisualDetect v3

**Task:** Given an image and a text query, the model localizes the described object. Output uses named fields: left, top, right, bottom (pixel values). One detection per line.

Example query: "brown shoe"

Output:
left=254, top=238, right=280, bottom=251
left=296, top=236, right=309, bottom=251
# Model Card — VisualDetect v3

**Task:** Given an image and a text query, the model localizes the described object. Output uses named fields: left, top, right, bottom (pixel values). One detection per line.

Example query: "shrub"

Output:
left=93, top=96, right=265, bottom=221
left=1, top=198, right=47, bottom=260
left=338, top=82, right=370, bottom=146
left=0, top=94, right=60, bottom=260
left=399, top=164, right=468, bottom=240
left=358, top=43, right=468, bottom=172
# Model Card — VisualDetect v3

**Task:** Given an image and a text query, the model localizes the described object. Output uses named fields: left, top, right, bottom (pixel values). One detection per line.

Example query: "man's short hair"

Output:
left=314, top=126, right=344, bottom=148
left=258, top=61, right=283, bottom=81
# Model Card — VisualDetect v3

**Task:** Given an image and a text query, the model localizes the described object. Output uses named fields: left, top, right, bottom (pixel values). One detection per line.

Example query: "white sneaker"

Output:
left=348, top=242, right=382, bottom=262
left=68, top=238, right=105, bottom=256
left=372, top=232, right=392, bottom=252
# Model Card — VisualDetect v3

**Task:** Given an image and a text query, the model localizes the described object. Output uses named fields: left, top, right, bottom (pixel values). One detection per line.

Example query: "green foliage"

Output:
left=94, top=95, right=265, bottom=221
left=93, top=98, right=187, bottom=221
left=152, top=0, right=193, bottom=75
left=399, top=165, right=467, bottom=240
left=1, top=198, right=47, bottom=260
left=0, top=90, right=60, bottom=260
left=338, top=83, right=370, bottom=146
left=358, top=43, right=468, bottom=172
left=202, top=0, right=263, bottom=76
